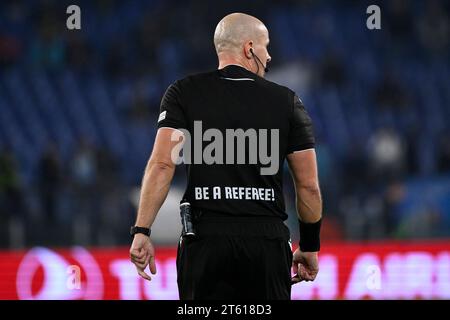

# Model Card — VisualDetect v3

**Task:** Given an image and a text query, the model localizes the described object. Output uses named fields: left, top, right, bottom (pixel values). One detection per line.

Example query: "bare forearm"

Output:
left=135, top=161, right=175, bottom=228
left=296, top=184, right=322, bottom=223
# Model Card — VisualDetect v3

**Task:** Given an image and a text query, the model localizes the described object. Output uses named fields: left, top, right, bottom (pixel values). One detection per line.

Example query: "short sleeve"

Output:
left=157, top=81, right=187, bottom=129
left=286, top=94, right=315, bottom=154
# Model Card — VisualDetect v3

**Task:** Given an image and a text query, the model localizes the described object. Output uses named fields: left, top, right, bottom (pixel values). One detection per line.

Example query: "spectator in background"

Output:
left=69, top=138, right=98, bottom=245
left=95, top=146, right=122, bottom=245
left=38, top=144, right=62, bottom=224
left=342, top=141, right=368, bottom=193
left=70, top=139, right=97, bottom=189
left=368, top=127, right=406, bottom=184
left=29, top=2, right=65, bottom=69
left=35, top=143, right=63, bottom=246
left=96, top=148, right=118, bottom=189
left=95, top=144, right=140, bottom=245
left=0, top=147, right=25, bottom=248
left=382, top=181, right=405, bottom=237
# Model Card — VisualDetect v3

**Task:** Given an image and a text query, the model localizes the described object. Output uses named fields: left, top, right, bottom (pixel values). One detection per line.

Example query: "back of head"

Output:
left=213, top=13, right=271, bottom=77
left=214, top=13, right=267, bottom=55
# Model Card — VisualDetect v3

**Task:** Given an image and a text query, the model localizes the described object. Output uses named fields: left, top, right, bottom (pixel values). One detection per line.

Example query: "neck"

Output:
left=217, top=55, right=256, bottom=73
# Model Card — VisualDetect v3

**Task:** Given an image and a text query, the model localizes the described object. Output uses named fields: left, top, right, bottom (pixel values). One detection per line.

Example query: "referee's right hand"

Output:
left=130, top=233, right=157, bottom=281
left=291, top=248, right=319, bottom=284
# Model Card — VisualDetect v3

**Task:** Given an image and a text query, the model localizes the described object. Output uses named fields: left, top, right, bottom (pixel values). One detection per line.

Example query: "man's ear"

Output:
left=244, top=41, right=253, bottom=59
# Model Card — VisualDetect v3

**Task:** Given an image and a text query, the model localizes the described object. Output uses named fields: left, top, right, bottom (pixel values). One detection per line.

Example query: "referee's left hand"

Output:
left=291, top=248, right=319, bottom=284
left=130, top=234, right=157, bottom=281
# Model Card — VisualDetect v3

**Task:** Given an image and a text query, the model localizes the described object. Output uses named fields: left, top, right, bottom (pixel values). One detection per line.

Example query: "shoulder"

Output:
left=256, top=77, right=297, bottom=106
left=259, top=77, right=292, bottom=92
left=175, top=70, right=218, bottom=88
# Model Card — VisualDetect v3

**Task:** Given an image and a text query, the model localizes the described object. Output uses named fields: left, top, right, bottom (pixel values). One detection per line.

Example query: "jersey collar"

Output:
left=218, top=64, right=258, bottom=80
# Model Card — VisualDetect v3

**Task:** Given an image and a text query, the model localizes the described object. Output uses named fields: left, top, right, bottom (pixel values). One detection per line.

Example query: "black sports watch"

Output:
left=130, top=226, right=151, bottom=237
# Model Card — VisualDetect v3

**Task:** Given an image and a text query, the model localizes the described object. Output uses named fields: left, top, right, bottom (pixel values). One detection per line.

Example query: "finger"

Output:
left=134, top=251, right=152, bottom=270
left=138, top=270, right=151, bottom=281
left=130, top=249, right=145, bottom=260
left=131, top=255, right=146, bottom=264
left=305, top=269, right=318, bottom=281
left=299, top=265, right=308, bottom=280
left=131, top=252, right=146, bottom=261
left=136, top=267, right=152, bottom=281
left=130, top=252, right=147, bottom=263
left=133, top=260, right=149, bottom=270
left=302, top=270, right=315, bottom=281
left=131, top=255, right=148, bottom=268
left=137, top=249, right=146, bottom=259
left=149, top=255, right=157, bottom=275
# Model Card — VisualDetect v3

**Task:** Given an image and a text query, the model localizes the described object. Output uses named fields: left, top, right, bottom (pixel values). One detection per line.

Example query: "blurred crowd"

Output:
left=0, top=0, right=450, bottom=248
left=0, top=139, right=135, bottom=248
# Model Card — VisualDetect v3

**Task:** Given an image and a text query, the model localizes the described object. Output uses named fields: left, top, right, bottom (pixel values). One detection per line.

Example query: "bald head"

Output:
left=214, top=13, right=268, bottom=55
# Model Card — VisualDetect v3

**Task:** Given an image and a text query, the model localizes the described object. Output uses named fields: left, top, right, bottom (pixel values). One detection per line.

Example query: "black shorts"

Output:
left=176, top=212, right=293, bottom=300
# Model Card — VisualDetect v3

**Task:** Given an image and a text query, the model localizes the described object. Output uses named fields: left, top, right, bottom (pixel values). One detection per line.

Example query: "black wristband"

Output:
left=298, top=218, right=322, bottom=252
left=130, top=226, right=151, bottom=237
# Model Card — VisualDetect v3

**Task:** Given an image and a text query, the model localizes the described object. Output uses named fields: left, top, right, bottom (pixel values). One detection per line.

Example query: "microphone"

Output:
left=250, top=49, right=269, bottom=73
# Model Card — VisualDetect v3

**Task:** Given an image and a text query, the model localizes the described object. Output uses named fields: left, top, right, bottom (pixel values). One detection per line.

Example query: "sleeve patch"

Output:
left=158, top=111, right=167, bottom=123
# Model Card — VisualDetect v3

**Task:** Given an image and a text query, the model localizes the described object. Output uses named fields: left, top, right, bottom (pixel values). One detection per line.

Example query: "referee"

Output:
left=129, top=13, right=322, bottom=300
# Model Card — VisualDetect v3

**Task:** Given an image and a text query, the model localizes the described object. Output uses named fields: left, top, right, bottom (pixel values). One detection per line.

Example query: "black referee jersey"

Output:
left=157, top=64, right=315, bottom=221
